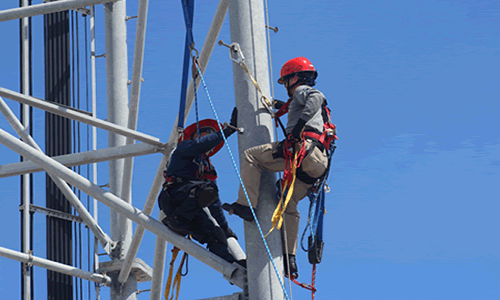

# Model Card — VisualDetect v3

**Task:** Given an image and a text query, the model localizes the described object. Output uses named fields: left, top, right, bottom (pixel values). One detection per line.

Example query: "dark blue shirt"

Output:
left=165, top=131, right=225, bottom=180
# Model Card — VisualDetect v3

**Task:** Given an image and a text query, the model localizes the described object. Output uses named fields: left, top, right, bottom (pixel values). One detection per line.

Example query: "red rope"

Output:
left=286, top=264, right=318, bottom=299
left=312, top=264, right=317, bottom=300
left=288, top=274, right=317, bottom=293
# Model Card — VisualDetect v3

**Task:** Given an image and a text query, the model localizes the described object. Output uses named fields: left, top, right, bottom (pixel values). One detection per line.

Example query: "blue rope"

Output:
left=193, top=62, right=290, bottom=300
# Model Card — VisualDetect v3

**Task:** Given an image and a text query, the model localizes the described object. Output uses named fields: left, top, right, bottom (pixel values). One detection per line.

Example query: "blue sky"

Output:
left=0, top=0, right=499, bottom=299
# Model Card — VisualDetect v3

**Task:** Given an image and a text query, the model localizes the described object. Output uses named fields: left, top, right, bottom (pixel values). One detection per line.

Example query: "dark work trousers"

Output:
left=158, top=182, right=235, bottom=262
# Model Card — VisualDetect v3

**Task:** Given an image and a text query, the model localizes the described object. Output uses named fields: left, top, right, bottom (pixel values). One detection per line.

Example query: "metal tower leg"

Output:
left=103, top=0, right=136, bottom=299
left=118, top=0, right=230, bottom=285
left=19, top=1, right=31, bottom=298
left=228, top=0, right=285, bottom=299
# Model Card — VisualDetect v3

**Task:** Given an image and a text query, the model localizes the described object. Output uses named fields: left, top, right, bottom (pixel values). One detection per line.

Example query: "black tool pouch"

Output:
left=157, top=184, right=173, bottom=213
left=194, top=181, right=219, bottom=208
left=308, top=235, right=324, bottom=264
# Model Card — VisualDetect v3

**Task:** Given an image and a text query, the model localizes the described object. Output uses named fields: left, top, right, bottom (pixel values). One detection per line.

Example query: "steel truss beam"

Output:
left=118, top=0, right=231, bottom=291
left=0, top=128, right=247, bottom=289
left=198, top=294, right=245, bottom=300
left=0, top=96, right=115, bottom=255
left=149, top=210, right=167, bottom=300
left=0, top=246, right=111, bottom=285
left=0, top=142, right=159, bottom=178
left=0, top=0, right=120, bottom=23
left=121, top=0, right=150, bottom=205
left=117, top=0, right=152, bottom=288
left=0, top=88, right=162, bottom=146
left=23, top=204, right=84, bottom=224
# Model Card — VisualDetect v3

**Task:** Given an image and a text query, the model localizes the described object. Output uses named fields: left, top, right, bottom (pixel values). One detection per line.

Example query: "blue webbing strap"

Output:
left=177, top=0, right=195, bottom=129
left=301, top=144, right=336, bottom=252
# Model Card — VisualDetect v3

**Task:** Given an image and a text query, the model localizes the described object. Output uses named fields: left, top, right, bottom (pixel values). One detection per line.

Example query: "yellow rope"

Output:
left=239, top=63, right=274, bottom=116
left=266, top=145, right=298, bottom=237
left=165, top=247, right=189, bottom=300
left=164, top=247, right=180, bottom=300
left=170, top=252, right=188, bottom=300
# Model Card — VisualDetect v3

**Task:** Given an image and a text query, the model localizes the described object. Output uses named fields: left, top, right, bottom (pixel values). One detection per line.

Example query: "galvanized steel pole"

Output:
left=227, top=0, right=285, bottom=299
left=120, top=0, right=149, bottom=205
left=149, top=210, right=167, bottom=300
left=90, top=6, right=101, bottom=298
left=19, top=1, right=31, bottom=298
left=119, top=0, right=230, bottom=286
left=103, top=0, right=136, bottom=299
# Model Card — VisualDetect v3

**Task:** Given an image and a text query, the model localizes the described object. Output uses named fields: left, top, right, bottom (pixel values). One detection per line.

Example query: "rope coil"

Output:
left=164, top=247, right=189, bottom=300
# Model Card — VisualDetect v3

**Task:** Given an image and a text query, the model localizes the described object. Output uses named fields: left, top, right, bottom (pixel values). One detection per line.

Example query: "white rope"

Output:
left=264, top=0, right=275, bottom=101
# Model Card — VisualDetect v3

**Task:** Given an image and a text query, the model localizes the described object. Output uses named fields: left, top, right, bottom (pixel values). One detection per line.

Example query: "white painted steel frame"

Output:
left=199, top=294, right=244, bottom=300
left=121, top=0, right=149, bottom=206
left=149, top=210, right=167, bottom=300
left=0, top=142, right=159, bottom=179
left=0, top=246, right=112, bottom=285
left=0, top=0, right=120, bottom=22
left=0, top=87, right=162, bottom=146
left=103, top=0, right=137, bottom=298
left=117, top=0, right=151, bottom=289
left=118, top=0, right=232, bottom=293
left=0, top=0, right=257, bottom=298
left=0, top=97, right=115, bottom=255
left=19, top=1, right=30, bottom=298
left=0, top=128, right=248, bottom=290
left=89, top=6, right=101, bottom=299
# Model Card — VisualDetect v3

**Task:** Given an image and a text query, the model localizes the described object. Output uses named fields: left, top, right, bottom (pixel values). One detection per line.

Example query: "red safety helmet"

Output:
left=277, top=56, right=318, bottom=84
left=179, top=119, right=224, bottom=157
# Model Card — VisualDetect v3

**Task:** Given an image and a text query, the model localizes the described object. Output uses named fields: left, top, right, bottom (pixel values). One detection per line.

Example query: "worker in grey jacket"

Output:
left=223, top=57, right=331, bottom=278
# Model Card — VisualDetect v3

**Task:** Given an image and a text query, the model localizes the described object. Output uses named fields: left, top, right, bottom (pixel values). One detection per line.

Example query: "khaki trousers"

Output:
left=236, top=139, right=329, bottom=255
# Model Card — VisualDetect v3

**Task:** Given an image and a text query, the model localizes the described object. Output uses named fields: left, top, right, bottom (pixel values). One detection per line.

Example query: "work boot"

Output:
left=222, top=202, right=254, bottom=222
left=283, top=254, right=298, bottom=279
left=161, top=215, right=190, bottom=236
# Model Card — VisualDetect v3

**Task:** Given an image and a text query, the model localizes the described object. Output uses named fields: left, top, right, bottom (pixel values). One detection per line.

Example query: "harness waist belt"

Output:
left=164, top=176, right=186, bottom=184
left=302, top=131, right=330, bottom=151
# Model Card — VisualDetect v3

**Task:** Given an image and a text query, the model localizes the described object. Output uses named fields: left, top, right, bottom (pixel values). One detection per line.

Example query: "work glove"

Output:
left=223, top=107, right=238, bottom=138
left=274, top=99, right=286, bottom=110
left=291, top=118, right=307, bottom=140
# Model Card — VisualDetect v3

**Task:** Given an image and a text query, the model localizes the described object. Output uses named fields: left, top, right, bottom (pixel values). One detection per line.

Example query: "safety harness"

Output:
left=164, top=153, right=218, bottom=184
left=275, top=97, right=337, bottom=150
left=272, top=92, right=337, bottom=298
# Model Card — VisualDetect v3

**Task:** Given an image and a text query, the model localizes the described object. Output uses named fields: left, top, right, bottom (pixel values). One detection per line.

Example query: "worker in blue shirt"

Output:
left=158, top=108, right=244, bottom=266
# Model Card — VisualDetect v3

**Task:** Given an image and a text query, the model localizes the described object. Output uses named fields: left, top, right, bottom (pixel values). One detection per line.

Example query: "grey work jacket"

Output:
left=286, top=85, right=326, bottom=135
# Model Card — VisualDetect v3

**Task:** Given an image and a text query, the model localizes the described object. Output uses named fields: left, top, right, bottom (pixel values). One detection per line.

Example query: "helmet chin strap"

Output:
left=285, top=76, right=300, bottom=97
left=285, top=73, right=317, bottom=96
